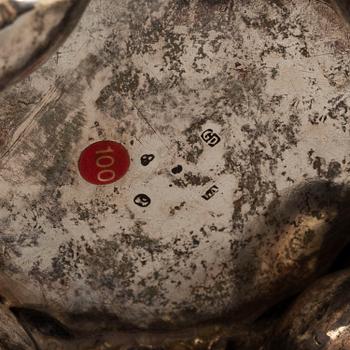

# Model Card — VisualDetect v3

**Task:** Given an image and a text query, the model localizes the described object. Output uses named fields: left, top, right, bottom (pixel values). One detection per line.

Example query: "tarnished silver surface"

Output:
left=335, top=0, right=350, bottom=22
left=0, top=0, right=90, bottom=90
left=0, top=0, right=350, bottom=348
left=0, top=303, right=36, bottom=349
left=269, top=269, right=350, bottom=350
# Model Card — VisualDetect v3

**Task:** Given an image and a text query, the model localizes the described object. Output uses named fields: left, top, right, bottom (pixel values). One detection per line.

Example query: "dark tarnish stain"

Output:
left=98, top=66, right=141, bottom=99
left=184, top=137, right=204, bottom=164
left=327, top=161, right=342, bottom=179
left=169, top=201, right=186, bottom=216
left=308, top=150, right=343, bottom=180
left=36, top=221, right=173, bottom=315
left=241, top=3, right=311, bottom=60
left=225, top=114, right=301, bottom=231
left=172, top=172, right=211, bottom=188
left=309, top=95, right=350, bottom=133
left=181, top=120, right=209, bottom=164
left=95, top=92, right=126, bottom=121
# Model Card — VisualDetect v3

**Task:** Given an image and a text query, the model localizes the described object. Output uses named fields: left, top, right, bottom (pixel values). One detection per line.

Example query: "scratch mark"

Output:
left=0, top=82, right=63, bottom=164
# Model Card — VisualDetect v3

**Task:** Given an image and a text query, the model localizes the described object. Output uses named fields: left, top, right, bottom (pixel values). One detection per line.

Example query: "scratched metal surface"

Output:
left=0, top=0, right=350, bottom=340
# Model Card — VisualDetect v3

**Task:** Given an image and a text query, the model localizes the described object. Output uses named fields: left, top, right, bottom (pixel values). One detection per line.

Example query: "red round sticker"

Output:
left=78, top=141, right=130, bottom=185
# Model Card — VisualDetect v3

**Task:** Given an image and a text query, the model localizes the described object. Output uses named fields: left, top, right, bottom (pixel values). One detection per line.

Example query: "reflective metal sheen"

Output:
left=0, top=0, right=90, bottom=90
left=269, top=269, right=350, bottom=350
